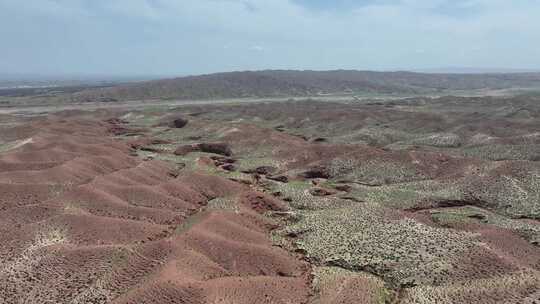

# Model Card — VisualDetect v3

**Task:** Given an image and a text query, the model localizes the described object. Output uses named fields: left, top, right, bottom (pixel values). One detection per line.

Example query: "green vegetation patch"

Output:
left=393, top=132, right=463, bottom=148
left=206, top=197, right=239, bottom=212
left=401, top=270, right=540, bottom=304
left=329, top=158, right=427, bottom=185
left=269, top=180, right=352, bottom=210
left=346, top=179, right=464, bottom=210
left=312, top=266, right=392, bottom=304
left=283, top=204, right=478, bottom=286
left=464, top=167, right=540, bottom=219
left=458, top=144, right=540, bottom=161
left=430, top=206, right=540, bottom=244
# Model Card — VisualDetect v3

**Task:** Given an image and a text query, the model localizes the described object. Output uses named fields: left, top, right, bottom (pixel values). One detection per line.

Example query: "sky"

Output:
left=1, top=0, right=540, bottom=78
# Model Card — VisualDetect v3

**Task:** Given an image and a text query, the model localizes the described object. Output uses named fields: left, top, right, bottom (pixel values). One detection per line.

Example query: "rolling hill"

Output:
left=62, top=70, right=540, bottom=102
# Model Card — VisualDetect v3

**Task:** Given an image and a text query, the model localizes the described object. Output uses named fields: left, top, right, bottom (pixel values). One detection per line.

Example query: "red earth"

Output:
left=0, top=114, right=311, bottom=303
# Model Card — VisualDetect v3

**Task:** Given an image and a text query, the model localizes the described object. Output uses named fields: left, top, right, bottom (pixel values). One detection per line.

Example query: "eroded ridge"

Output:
left=0, top=114, right=310, bottom=304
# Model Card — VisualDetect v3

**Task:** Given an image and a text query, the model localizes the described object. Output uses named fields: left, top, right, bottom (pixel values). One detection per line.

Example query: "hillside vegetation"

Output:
left=67, top=70, right=540, bottom=102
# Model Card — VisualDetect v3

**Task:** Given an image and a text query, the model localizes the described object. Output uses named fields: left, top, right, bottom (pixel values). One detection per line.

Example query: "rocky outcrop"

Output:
left=174, top=142, right=232, bottom=156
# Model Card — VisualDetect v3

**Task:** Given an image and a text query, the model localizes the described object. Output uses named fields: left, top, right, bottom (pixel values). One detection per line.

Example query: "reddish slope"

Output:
left=0, top=115, right=310, bottom=303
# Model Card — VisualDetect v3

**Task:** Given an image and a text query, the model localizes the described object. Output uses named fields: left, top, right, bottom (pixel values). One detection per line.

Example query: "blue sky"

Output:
left=1, top=0, right=539, bottom=77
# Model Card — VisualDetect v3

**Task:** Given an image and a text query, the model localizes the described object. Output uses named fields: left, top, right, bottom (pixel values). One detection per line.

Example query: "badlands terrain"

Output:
left=0, top=71, right=540, bottom=303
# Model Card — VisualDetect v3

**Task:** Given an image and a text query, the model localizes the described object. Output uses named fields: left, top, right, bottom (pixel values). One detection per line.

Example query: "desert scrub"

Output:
left=467, top=133, right=499, bottom=145
left=121, top=112, right=161, bottom=127
left=430, top=210, right=477, bottom=226
left=347, top=179, right=464, bottom=210
left=232, top=142, right=277, bottom=159
left=137, top=150, right=216, bottom=173
left=329, top=158, right=427, bottom=185
left=430, top=206, right=540, bottom=243
left=236, top=156, right=285, bottom=172
left=459, top=144, right=540, bottom=161
left=48, top=183, right=72, bottom=197
left=407, top=133, right=463, bottom=148
left=138, top=148, right=251, bottom=180
left=284, top=206, right=478, bottom=286
left=270, top=180, right=351, bottom=210
left=154, top=123, right=223, bottom=143
left=0, top=227, right=72, bottom=304
left=350, top=185, right=423, bottom=210
left=312, top=266, right=392, bottom=304
left=69, top=278, right=112, bottom=304
left=400, top=270, right=540, bottom=304
left=220, top=169, right=252, bottom=180
left=328, top=158, right=360, bottom=177
left=206, top=197, right=239, bottom=212
left=339, top=126, right=416, bottom=146
left=463, top=165, right=540, bottom=219
left=145, top=143, right=177, bottom=153
left=47, top=247, right=128, bottom=304
left=0, top=227, right=67, bottom=277
left=64, top=202, right=89, bottom=216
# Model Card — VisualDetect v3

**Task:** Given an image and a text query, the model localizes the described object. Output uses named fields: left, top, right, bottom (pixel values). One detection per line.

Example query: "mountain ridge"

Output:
left=65, top=70, right=540, bottom=102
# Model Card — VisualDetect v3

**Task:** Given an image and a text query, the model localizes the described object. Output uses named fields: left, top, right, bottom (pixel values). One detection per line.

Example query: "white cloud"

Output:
left=0, top=0, right=539, bottom=75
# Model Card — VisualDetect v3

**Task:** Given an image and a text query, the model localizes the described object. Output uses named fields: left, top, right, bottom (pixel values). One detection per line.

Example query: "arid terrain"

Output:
left=1, top=72, right=539, bottom=303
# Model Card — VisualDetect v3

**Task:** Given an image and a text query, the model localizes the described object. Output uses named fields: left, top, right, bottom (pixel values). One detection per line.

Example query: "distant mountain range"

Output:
left=415, top=67, right=540, bottom=74
left=23, top=70, right=540, bottom=102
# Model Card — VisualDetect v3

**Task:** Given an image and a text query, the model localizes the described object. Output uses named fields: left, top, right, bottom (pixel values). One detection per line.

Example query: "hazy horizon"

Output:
left=2, top=0, right=540, bottom=77
left=3, top=66, right=540, bottom=84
